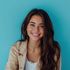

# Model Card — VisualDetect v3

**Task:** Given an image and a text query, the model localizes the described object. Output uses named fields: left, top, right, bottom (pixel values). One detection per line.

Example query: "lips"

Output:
left=32, top=33, right=40, bottom=37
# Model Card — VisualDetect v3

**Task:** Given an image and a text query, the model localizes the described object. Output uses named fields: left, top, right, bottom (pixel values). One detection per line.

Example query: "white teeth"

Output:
left=32, top=34, right=39, bottom=36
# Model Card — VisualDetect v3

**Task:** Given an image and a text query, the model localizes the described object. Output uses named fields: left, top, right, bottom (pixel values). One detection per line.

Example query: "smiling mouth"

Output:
left=32, top=33, right=40, bottom=37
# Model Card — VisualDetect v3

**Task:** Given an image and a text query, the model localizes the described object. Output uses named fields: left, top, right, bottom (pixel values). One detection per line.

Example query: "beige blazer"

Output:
left=6, top=40, right=41, bottom=70
left=6, top=40, right=61, bottom=70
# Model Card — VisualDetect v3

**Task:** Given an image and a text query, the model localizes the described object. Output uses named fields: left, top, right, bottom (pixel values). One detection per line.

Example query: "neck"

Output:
left=27, top=39, right=41, bottom=52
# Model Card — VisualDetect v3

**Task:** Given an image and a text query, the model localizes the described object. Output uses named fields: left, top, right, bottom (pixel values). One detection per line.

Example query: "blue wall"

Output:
left=0, top=0, right=70, bottom=70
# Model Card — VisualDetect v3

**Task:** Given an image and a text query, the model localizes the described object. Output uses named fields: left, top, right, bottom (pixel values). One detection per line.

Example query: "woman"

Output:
left=6, top=8, right=60, bottom=70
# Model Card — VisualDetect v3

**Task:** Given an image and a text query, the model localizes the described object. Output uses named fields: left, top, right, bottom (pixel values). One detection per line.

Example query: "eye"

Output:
left=30, top=24, right=35, bottom=27
left=30, top=24, right=35, bottom=26
left=40, top=25, right=45, bottom=28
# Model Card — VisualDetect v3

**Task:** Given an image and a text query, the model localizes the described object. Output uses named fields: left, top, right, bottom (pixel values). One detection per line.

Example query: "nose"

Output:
left=34, top=26, right=39, bottom=33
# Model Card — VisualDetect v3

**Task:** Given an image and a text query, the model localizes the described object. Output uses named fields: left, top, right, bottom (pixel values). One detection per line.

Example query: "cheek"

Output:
left=40, top=29, right=44, bottom=35
left=27, top=26, right=32, bottom=33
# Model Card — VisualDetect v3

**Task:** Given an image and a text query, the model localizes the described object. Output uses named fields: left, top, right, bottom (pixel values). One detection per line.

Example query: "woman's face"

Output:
left=26, top=15, right=44, bottom=42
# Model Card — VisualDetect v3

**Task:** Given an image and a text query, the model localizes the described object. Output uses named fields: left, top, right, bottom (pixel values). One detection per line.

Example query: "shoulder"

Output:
left=12, top=40, right=27, bottom=49
left=53, top=41, right=60, bottom=62
left=10, top=40, right=27, bottom=55
left=53, top=41, right=60, bottom=54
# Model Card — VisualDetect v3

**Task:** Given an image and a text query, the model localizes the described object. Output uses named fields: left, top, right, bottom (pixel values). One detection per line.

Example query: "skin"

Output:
left=26, top=15, right=45, bottom=62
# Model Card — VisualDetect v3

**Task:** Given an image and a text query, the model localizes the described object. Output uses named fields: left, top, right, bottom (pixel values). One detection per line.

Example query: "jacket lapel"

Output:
left=18, top=40, right=27, bottom=70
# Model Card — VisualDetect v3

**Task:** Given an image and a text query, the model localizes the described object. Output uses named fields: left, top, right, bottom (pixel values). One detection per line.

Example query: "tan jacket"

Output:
left=6, top=40, right=41, bottom=70
left=6, top=40, right=61, bottom=70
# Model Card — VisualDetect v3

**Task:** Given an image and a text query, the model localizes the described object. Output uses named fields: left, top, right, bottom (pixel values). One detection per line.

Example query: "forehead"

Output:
left=30, top=15, right=43, bottom=22
left=29, top=15, right=44, bottom=25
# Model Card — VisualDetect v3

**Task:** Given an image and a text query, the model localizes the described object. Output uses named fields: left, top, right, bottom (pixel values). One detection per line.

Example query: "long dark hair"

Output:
left=21, top=8, right=60, bottom=70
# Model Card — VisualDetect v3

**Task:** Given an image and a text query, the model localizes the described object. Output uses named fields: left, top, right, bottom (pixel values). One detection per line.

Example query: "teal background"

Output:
left=0, top=0, right=70, bottom=70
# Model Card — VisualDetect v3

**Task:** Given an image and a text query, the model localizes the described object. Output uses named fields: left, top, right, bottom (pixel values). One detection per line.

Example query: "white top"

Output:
left=25, top=58, right=37, bottom=70
left=25, top=56, right=61, bottom=70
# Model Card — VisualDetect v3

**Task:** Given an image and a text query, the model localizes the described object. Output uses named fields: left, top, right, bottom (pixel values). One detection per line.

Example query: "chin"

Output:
left=30, top=37, right=42, bottom=42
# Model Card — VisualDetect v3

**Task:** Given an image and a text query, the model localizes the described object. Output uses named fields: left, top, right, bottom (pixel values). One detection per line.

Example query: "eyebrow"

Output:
left=29, top=21, right=44, bottom=25
left=29, top=21, right=35, bottom=24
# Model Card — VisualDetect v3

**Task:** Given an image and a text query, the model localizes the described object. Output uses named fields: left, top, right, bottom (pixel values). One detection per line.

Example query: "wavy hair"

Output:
left=21, top=8, right=60, bottom=70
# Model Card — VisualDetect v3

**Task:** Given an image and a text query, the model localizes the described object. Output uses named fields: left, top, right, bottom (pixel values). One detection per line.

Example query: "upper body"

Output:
left=6, top=40, right=61, bottom=70
left=6, top=8, right=61, bottom=70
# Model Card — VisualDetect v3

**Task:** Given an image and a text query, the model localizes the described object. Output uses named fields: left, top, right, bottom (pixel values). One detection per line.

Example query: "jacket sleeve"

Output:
left=5, top=42, right=19, bottom=70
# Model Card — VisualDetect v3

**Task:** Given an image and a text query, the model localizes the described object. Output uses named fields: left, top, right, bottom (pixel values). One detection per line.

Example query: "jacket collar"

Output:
left=19, top=40, right=27, bottom=56
left=18, top=40, right=27, bottom=70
